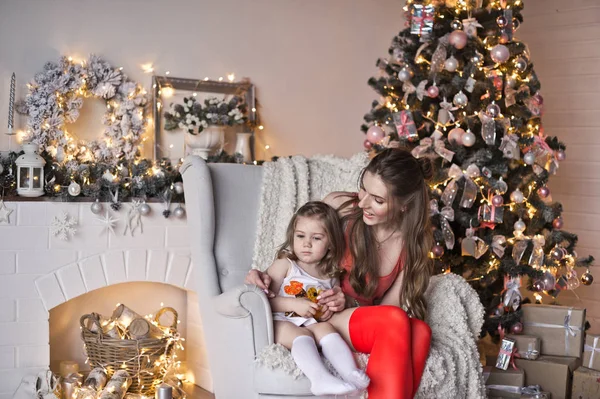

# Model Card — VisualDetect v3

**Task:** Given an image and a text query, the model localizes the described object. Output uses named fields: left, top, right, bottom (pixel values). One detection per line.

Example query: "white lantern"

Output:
left=15, top=143, right=45, bottom=197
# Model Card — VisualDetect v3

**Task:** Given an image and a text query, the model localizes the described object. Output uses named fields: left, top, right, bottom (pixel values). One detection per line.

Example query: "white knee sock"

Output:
left=291, top=335, right=355, bottom=396
left=320, top=332, right=370, bottom=390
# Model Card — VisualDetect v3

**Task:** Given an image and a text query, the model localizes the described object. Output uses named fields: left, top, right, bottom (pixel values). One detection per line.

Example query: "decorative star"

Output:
left=0, top=200, right=14, bottom=225
left=96, top=210, right=119, bottom=236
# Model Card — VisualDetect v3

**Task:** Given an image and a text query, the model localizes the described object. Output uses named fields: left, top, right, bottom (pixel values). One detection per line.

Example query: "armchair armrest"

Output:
left=213, top=284, right=275, bottom=352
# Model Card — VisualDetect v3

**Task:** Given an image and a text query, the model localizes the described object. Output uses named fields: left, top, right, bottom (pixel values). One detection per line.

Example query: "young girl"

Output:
left=266, top=201, right=370, bottom=396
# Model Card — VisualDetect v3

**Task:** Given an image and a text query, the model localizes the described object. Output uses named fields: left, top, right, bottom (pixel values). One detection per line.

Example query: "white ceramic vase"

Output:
left=185, top=125, right=225, bottom=159
left=234, top=132, right=253, bottom=163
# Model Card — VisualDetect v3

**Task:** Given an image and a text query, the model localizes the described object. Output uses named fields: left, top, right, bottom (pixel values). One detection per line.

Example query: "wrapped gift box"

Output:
left=572, top=366, right=600, bottom=399
left=521, top=304, right=585, bottom=358
left=484, top=363, right=524, bottom=398
left=507, top=334, right=540, bottom=360
left=582, top=334, right=600, bottom=371
left=515, top=355, right=580, bottom=399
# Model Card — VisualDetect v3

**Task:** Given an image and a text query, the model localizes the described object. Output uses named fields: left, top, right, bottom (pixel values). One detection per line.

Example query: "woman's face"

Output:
left=358, top=171, right=392, bottom=226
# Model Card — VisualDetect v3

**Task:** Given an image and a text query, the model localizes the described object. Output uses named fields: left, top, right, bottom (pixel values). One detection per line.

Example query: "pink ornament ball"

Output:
left=510, top=321, right=524, bottom=335
left=432, top=244, right=444, bottom=258
left=366, top=125, right=385, bottom=144
left=557, top=150, right=566, bottom=161
left=553, top=216, right=564, bottom=230
left=492, top=195, right=504, bottom=207
left=490, top=44, right=510, bottom=63
left=449, top=30, right=468, bottom=50
left=448, top=128, right=465, bottom=145
left=363, top=139, right=373, bottom=150
left=427, top=85, right=440, bottom=98
left=538, top=186, right=550, bottom=198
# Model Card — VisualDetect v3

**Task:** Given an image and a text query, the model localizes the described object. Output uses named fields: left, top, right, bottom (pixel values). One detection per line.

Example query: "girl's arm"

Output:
left=266, top=259, right=308, bottom=313
left=378, top=269, right=405, bottom=307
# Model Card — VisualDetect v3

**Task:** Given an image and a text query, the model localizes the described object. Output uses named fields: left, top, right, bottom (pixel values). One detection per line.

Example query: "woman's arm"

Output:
left=378, top=269, right=405, bottom=307
left=323, top=191, right=357, bottom=217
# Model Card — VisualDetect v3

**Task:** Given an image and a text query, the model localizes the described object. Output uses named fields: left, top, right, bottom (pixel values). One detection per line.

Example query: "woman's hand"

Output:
left=245, top=269, right=275, bottom=298
left=317, top=305, right=333, bottom=322
left=317, top=286, right=346, bottom=312
left=293, top=298, right=320, bottom=318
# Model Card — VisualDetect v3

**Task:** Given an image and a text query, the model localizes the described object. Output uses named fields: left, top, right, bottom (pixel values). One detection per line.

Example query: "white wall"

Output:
left=0, top=0, right=404, bottom=159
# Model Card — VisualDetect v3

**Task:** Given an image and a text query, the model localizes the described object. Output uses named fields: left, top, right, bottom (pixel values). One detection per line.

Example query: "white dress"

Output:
left=272, top=258, right=338, bottom=326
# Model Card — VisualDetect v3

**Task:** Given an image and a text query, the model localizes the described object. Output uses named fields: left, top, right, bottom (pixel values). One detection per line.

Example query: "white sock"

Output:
left=291, top=335, right=356, bottom=396
left=320, top=332, right=370, bottom=390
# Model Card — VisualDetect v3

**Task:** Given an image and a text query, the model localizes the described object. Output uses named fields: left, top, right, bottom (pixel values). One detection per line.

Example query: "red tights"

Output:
left=349, top=306, right=431, bottom=399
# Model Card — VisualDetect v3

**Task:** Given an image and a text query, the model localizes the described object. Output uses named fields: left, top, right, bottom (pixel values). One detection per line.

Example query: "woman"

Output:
left=246, top=148, right=434, bottom=398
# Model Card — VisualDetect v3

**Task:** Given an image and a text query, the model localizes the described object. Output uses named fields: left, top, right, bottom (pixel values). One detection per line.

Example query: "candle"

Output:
left=7, top=72, right=15, bottom=135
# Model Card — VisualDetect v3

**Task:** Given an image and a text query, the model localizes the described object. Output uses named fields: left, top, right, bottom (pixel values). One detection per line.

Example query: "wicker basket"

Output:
left=80, top=307, right=178, bottom=395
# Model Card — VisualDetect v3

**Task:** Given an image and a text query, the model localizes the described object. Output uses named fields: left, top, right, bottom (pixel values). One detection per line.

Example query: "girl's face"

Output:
left=358, top=171, right=392, bottom=226
left=293, top=216, right=330, bottom=266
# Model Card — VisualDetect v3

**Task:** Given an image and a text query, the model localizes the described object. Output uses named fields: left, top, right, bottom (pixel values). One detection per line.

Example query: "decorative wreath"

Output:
left=19, top=55, right=148, bottom=168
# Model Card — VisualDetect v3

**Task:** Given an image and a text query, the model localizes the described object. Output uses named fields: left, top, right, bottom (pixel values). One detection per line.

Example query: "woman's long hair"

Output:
left=276, top=201, right=345, bottom=278
left=342, top=148, right=434, bottom=320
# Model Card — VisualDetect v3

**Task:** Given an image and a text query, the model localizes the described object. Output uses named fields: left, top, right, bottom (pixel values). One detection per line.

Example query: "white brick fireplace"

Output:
left=0, top=201, right=211, bottom=399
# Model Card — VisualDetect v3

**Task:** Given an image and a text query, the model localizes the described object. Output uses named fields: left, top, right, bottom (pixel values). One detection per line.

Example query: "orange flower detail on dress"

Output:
left=284, top=280, right=304, bottom=296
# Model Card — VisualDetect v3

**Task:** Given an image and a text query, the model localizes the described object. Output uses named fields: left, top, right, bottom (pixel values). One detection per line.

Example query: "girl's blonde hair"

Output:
left=276, top=201, right=345, bottom=278
left=342, top=148, right=434, bottom=320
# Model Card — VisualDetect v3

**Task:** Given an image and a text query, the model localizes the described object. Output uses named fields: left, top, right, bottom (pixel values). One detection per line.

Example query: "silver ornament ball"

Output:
left=496, top=177, right=508, bottom=194
left=486, top=103, right=501, bottom=117
left=490, top=44, right=511, bottom=63
left=472, top=52, right=484, bottom=65
left=450, top=19, right=463, bottom=30
left=173, top=182, right=184, bottom=195
left=462, top=131, right=476, bottom=147
left=524, top=152, right=536, bottom=165
left=453, top=91, right=468, bottom=107
left=514, top=219, right=526, bottom=232
left=173, top=206, right=186, bottom=218
left=444, top=56, right=459, bottom=72
left=510, top=189, right=525, bottom=203
left=496, top=15, right=508, bottom=27
left=90, top=200, right=104, bottom=215
left=557, top=150, right=566, bottom=161
left=515, top=57, right=528, bottom=73
left=542, top=271, right=556, bottom=291
left=68, top=181, right=81, bottom=197
left=398, top=69, right=413, bottom=82
left=139, top=203, right=151, bottom=216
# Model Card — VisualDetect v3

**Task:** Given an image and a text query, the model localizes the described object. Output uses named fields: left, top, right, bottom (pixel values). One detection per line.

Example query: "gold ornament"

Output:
left=581, top=269, right=594, bottom=286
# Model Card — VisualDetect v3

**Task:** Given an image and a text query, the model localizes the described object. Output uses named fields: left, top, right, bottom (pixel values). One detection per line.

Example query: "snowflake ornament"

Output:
left=51, top=211, right=77, bottom=241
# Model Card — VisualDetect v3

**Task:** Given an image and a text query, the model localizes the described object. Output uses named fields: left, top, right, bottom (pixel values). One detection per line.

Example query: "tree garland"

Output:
left=18, top=55, right=148, bottom=170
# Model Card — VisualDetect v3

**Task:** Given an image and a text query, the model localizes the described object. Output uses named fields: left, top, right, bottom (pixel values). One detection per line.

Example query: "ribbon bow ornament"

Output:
left=462, top=17, right=483, bottom=38
left=492, top=235, right=507, bottom=257
left=461, top=227, right=489, bottom=259
left=503, top=276, right=522, bottom=310
left=444, top=164, right=479, bottom=209
left=527, top=132, right=559, bottom=176
left=430, top=34, right=449, bottom=76
left=499, top=133, right=520, bottom=160
left=438, top=98, right=458, bottom=125
left=528, top=234, right=545, bottom=268
left=402, top=81, right=416, bottom=104
left=411, top=130, right=454, bottom=162
left=416, top=80, right=428, bottom=101
left=430, top=199, right=456, bottom=250
left=504, top=84, right=530, bottom=108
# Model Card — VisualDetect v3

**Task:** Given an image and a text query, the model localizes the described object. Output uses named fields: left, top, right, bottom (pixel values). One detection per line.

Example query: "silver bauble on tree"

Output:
left=453, top=91, right=468, bottom=107
left=90, top=200, right=104, bottom=215
left=68, top=181, right=81, bottom=197
left=524, top=152, right=536, bottom=165
left=173, top=205, right=186, bottom=218
left=510, top=189, right=525, bottom=203
left=139, top=202, right=151, bottom=216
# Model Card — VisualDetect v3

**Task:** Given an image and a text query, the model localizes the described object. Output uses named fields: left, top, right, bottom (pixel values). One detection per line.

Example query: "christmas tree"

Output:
left=361, top=0, right=594, bottom=337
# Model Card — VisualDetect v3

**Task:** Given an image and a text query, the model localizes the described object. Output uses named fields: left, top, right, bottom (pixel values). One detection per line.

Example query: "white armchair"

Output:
left=181, top=155, right=486, bottom=399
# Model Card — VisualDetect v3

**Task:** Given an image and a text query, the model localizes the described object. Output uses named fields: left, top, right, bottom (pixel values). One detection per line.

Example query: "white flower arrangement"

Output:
left=164, top=95, right=246, bottom=135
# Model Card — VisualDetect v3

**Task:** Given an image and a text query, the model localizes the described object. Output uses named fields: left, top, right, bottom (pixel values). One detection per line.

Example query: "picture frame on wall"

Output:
left=152, top=76, right=257, bottom=163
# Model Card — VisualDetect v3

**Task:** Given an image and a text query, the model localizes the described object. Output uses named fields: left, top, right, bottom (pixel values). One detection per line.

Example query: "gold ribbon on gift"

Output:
left=585, top=336, right=600, bottom=368
left=411, top=130, right=454, bottom=162
left=524, top=308, right=581, bottom=356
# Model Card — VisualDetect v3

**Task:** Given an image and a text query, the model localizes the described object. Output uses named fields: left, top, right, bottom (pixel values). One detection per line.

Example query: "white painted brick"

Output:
left=0, top=275, right=40, bottom=298
left=0, top=202, right=17, bottom=226
left=109, top=226, right=165, bottom=249
left=0, top=299, right=15, bottom=322
left=0, top=227, right=48, bottom=250
left=0, top=347, right=14, bottom=368
left=56, top=264, right=86, bottom=300
left=45, top=203, right=80, bottom=225
left=0, top=322, right=49, bottom=345
left=147, top=251, right=169, bottom=282
left=17, top=250, right=77, bottom=274
left=17, top=202, right=47, bottom=226
left=166, top=254, right=190, bottom=288
left=35, top=274, right=65, bottom=310
left=104, top=251, right=126, bottom=285
left=17, top=345, right=49, bottom=368
left=127, top=250, right=147, bottom=281
left=0, top=367, right=46, bottom=393
left=17, top=298, right=48, bottom=322
left=166, top=225, right=190, bottom=248
left=0, top=252, right=16, bottom=274
left=79, top=255, right=107, bottom=292
left=50, top=225, right=108, bottom=250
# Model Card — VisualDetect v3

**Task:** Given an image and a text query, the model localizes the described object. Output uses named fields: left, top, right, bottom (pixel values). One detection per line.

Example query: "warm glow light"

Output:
left=227, top=73, right=235, bottom=82
left=258, top=125, right=264, bottom=130
left=161, top=87, right=175, bottom=98
left=141, top=63, right=154, bottom=73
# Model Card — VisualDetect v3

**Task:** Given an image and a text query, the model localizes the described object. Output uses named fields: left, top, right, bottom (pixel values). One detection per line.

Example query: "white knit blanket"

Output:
left=256, top=273, right=486, bottom=398
left=251, top=153, right=369, bottom=271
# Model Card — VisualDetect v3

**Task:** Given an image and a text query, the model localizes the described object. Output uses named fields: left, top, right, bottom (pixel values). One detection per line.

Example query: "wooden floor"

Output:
left=183, top=383, right=215, bottom=399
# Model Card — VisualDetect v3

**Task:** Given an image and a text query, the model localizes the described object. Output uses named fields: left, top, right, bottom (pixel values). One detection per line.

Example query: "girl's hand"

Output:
left=317, top=286, right=346, bottom=312
left=293, top=298, right=320, bottom=318
left=317, top=305, right=333, bottom=322
left=245, top=269, right=275, bottom=298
